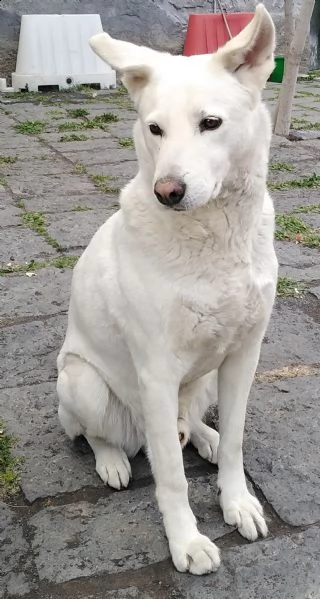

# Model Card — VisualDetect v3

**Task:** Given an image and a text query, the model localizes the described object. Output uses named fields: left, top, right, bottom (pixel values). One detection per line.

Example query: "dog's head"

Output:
left=90, top=4, right=275, bottom=211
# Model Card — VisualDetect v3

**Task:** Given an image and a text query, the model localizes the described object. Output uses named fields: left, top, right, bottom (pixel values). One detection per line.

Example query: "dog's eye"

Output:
left=149, top=123, right=163, bottom=136
left=199, top=117, right=223, bottom=132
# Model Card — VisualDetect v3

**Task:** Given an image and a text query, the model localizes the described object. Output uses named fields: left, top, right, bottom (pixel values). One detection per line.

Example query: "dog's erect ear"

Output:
left=89, top=33, right=160, bottom=99
left=215, top=4, right=275, bottom=90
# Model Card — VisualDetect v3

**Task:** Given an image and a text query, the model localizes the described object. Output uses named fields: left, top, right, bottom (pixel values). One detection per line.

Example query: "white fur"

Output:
left=57, top=4, right=278, bottom=575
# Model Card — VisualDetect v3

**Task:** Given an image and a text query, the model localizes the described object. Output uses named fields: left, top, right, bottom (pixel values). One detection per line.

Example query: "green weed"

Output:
left=22, top=212, right=62, bottom=251
left=118, top=137, right=134, bottom=148
left=0, top=155, right=17, bottom=165
left=269, top=162, right=294, bottom=172
left=0, top=421, right=22, bottom=497
left=66, top=108, right=90, bottom=118
left=269, top=173, right=320, bottom=191
left=0, top=255, right=78, bottom=275
left=90, top=174, right=119, bottom=194
left=73, top=163, right=87, bottom=174
left=293, top=204, right=320, bottom=214
left=14, top=120, right=46, bottom=135
left=59, top=133, right=89, bottom=142
left=275, top=213, right=320, bottom=247
left=291, top=118, right=320, bottom=131
left=71, top=205, right=93, bottom=212
left=277, top=277, right=306, bottom=298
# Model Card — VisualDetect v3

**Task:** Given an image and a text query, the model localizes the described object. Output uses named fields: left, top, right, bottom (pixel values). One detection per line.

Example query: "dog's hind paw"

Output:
left=171, top=534, right=220, bottom=575
left=191, top=424, right=219, bottom=464
left=95, top=445, right=132, bottom=490
left=220, top=489, right=268, bottom=541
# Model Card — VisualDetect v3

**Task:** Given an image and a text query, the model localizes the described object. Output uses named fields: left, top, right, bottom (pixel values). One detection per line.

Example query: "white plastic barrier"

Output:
left=10, top=14, right=116, bottom=92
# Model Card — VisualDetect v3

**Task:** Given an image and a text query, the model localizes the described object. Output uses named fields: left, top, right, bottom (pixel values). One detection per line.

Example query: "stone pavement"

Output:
left=0, top=81, right=319, bottom=599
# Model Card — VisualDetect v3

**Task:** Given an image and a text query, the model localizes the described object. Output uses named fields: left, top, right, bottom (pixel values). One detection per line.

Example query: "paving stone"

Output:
left=259, top=297, right=320, bottom=372
left=1, top=156, right=74, bottom=177
left=0, top=382, right=101, bottom=501
left=29, top=477, right=229, bottom=583
left=0, top=204, right=22, bottom=226
left=63, top=147, right=136, bottom=166
left=46, top=209, right=116, bottom=249
left=310, top=285, right=320, bottom=300
left=245, top=376, right=320, bottom=526
left=289, top=129, right=320, bottom=141
left=276, top=240, right=320, bottom=283
left=42, top=129, right=114, bottom=149
left=0, top=225, right=57, bottom=264
left=172, top=526, right=320, bottom=599
left=0, top=379, right=218, bottom=501
left=0, top=146, right=56, bottom=162
left=22, top=192, right=114, bottom=213
left=300, top=213, right=320, bottom=229
left=269, top=158, right=320, bottom=183
left=5, top=173, right=98, bottom=198
left=0, top=316, right=66, bottom=388
left=0, top=267, right=73, bottom=320
left=269, top=143, right=316, bottom=165
left=273, top=188, right=320, bottom=213
left=107, top=122, right=137, bottom=139
left=87, top=161, right=138, bottom=188
left=0, top=133, right=42, bottom=150
left=0, top=503, right=35, bottom=598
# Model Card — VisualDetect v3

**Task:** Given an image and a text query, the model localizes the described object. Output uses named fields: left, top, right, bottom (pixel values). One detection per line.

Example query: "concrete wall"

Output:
left=0, top=0, right=318, bottom=83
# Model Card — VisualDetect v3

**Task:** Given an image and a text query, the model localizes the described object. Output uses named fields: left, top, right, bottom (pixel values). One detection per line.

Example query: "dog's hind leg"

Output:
left=179, top=373, right=219, bottom=463
left=57, top=354, right=142, bottom=489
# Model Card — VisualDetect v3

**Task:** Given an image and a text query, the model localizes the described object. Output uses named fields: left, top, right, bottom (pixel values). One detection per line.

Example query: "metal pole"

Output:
left=215, top=0, right=233, bottom=39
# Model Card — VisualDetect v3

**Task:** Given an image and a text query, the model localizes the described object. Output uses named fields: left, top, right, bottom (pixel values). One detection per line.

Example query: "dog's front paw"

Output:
left=171, top=533, right=220, bottom=575
left=220, top=489, right=268, bottom=541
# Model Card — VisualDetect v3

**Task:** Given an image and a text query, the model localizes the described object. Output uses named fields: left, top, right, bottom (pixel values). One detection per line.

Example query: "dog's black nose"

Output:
left=154, top=177, right=186, bottom=207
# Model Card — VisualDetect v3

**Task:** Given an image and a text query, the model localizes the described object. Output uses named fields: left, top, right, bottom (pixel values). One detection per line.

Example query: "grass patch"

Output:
left=58, top=121, right=94, bottom=132
left=119, top=137, right=134, bottom=148
left=71, top=205, right=93, bottom=212
left=269, top=162, right=293, bottom=172
left=66, top=108, right=90, bottom=118
left=0, top=255, right=78, bottom=275
left=59, top=133, right=89, bottom=142
left=275, top=213, right=320, bottom=247
left=22, top=212, right=62, bottom=251
left=15, top=199, right=25, bottom=209
left=0, top=154, right=17, bottom=165
left=48, top=109, right=65, bottom=120
left=73, top=163, right=87, bottom=174
left=277, top=277, right=306, bottom=298
left=293, top=204, right=320, bottom=214
left=0, top=421, right=22, bottom=497
left=90, top=174, right=119, bottom=194
left=291, top=118, right=320, bottom=131
left=14, top=120, right=46, bottom=135
left=58, top=112, right=119, bottom=133
left=0, top=176, right=7, bottom=188
left=269, top=173, right=320, bottom=191
left=91, top=112, right=119, bottom=124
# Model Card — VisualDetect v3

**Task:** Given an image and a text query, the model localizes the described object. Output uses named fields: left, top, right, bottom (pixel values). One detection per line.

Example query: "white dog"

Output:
left=57, top=4, right=278, bottom=575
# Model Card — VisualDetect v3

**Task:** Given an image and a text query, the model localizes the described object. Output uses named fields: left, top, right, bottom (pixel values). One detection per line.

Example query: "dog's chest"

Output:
left=174, top=273, right=263, bottom=372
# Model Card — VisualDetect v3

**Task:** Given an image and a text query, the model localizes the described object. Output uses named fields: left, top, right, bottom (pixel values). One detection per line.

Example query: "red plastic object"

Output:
left=183, top=13, right=254, bottom=56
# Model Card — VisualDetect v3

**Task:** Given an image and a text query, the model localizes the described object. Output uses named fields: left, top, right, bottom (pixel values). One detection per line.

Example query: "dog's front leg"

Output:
left=217, top=329, right=268, bottom=541
left=139, top=367, right=220, bottom=575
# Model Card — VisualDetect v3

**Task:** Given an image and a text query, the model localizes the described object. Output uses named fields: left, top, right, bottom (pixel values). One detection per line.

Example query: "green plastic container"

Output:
left=269, top=56, right=285, bottom=83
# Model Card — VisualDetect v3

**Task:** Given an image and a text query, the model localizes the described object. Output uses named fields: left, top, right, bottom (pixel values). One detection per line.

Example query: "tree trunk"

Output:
left=274, top=0, right=315, bottom=137
left=284, top=0, right=295, bottom=56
